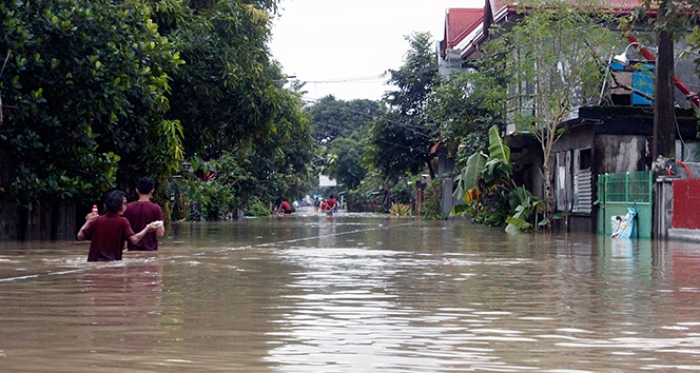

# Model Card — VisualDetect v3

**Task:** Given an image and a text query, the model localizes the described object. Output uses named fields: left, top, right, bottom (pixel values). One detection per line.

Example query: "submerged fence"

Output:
left=597, top=171, right=653, bottom=238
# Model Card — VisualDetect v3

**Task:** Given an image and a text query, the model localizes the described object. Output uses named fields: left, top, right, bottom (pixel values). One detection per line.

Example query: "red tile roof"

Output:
left=445, top=8, right=485, bottom=48
left=441, top=8, right=485, bottom=59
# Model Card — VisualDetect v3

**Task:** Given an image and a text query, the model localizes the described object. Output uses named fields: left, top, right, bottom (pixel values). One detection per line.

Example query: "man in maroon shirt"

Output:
left=123, top=177, right=165, bottom=251
left=77, top=190, right=157, bottom=262
left=325, top=195, right=337, bottom=216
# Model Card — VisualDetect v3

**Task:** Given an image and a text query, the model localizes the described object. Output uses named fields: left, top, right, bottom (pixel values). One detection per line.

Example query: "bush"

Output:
left=245, top=197, right=271, bottom=217
left=193, top=181, right=235, bottom=221
left=391, top=180, right=414, bottom=205
left=422, top=178, right=445, bottom=219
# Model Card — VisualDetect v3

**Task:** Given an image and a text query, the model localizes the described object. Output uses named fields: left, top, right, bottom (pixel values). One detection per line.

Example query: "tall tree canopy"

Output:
left=427, top=58, right=508, bottom=163
left=155, top=0, right=284, bottom=160
left=0, top=0, right=183, bottom=204
left=366, top=32, right=440, bottom=184
left=307, top=95, right=385, bottom=145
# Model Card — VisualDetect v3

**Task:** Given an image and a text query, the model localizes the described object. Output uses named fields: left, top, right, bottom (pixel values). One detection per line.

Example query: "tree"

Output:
left=0, top=0, right=183, bottom=204
left=146, top=0, right=318, bottom=208
left=486, top=1, right=618, bottom=225
left=427, top=58, right=508, bottom=164
left=158, top=0, right=284, bottom=160
left=307, top=95, right=385, bottom=146
left=367, top=32, right=440, bottom=185
left=326, top=137, right=366, bottom=190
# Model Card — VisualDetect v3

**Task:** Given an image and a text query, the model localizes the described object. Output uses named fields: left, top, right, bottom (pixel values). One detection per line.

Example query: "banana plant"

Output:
left=504, top=186, right=546, bottom=232
left=453, top=126, right=514, bottom=204
left=452, top=125, right=543, bottom=231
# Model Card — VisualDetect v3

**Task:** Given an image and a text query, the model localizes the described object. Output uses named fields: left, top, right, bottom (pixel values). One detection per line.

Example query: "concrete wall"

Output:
left=440, top=177, right=461, bottom=216
left=596, top=134, right=648, bottom=174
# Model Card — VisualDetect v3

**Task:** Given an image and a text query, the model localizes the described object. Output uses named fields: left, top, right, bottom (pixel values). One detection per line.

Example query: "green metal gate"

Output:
left=597, top=171, right=653, bottom=238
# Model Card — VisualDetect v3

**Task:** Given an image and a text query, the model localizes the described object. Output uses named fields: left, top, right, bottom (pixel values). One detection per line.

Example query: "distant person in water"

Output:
left=77, top=190, right=158, bottom=262
left=122, top=177, right=165, bottom=251
left=275, top=198, right=293, bottom=214
left=325, top=195, right=337, bottom=216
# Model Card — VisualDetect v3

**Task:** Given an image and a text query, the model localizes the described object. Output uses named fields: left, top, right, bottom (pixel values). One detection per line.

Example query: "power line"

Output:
left=298, top=74, right=387, bottom=84
left=303, top=95, right=436, bottom=137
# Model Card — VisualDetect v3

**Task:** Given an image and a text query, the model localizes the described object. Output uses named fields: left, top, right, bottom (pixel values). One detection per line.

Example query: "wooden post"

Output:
left=416, top=188, right=422, bottom=217
left=653, top=1, right=676, bottom=163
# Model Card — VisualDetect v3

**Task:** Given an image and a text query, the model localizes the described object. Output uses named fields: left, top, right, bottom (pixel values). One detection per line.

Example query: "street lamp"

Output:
left=612, top=42, right=642, bottom=65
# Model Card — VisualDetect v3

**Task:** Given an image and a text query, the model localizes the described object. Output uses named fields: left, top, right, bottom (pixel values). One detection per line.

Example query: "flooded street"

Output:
left=2, top=208, right=700, bottom=372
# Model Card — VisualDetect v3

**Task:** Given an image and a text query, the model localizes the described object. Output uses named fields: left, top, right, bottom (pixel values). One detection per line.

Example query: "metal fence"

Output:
left=597, top=171, right=654, bottom=238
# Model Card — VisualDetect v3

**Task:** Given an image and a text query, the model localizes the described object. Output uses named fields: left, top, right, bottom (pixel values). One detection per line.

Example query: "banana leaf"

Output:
left=453, top=152, right=487, bottom=200
left=487, top=125, right=510, bottom=163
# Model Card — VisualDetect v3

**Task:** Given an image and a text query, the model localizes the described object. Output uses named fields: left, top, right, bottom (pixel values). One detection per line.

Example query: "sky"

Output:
left=269, top=0, right=484, bottom=103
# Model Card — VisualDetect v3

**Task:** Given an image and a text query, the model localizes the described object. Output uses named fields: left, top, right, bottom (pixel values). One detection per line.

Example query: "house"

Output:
left=552, top=106, right=698, bottom=236
left=439, top=8, right=485, bottom=78
left=437, top=0, right=700, bottom=236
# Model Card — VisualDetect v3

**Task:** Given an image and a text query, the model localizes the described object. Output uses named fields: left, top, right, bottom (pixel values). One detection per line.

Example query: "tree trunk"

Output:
left=543, top=164, right=554, bottom=232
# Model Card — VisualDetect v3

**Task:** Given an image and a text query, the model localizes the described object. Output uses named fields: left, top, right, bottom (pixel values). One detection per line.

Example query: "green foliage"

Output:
left=366, top=32, right=440, bottom=184
left=309, top=97, right=386, bottom=190
left=452, top=125, right=542, bottom=231
left=389, top=203, right=412, bottom=216
left=0, top=0, right=184, bottom=204
left=427, top=59, right=507, bottom=158
left=307, top=95, right=386, bottom=145
left=455, top=195, right=510, bottom=227
left=162, top=0, right=285, bottom=160
left=245, top=197, right=271, bottom=217
left=453, top=126, right=513, bottom=202
left=626, top=0, right=700, bottom=44
left=186, top=179, right=235, bottom=221
left=453, top=152, right=488, bottom=198
left=390, top=177, right=416, bottom=205
left=505, top=186, right=546, bottom=232
left=0, top=0, right=314, bottom=223
left=326, top=137, right=367, bottom=190
left=421, top=178, right=445, bottom=220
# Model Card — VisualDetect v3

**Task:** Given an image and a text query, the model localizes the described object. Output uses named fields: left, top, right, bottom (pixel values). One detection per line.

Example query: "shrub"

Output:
left=245, top=197, right=271, bottom=217
left=422, top=178, right=445, bottom=219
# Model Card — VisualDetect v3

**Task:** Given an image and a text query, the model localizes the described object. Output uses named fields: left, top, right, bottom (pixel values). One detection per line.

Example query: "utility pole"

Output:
left=653, top=0, right=676, bottom=165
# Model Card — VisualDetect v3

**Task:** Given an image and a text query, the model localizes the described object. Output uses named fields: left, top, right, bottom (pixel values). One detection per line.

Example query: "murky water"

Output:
left=1, top=208, right=700, bottom=372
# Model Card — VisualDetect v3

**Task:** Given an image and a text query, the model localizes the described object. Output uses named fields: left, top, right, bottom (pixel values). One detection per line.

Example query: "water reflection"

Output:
left=1, top=213, right=700, bottom=372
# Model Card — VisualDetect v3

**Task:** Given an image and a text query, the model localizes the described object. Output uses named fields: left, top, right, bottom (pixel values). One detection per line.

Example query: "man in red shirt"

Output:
left=325, top=195, right=337, bottom=216
left=123, top=177, right=165, bottom=251
left=77, top=190, right=157, bottom=262
left=275, top=198, right=293, bottom=214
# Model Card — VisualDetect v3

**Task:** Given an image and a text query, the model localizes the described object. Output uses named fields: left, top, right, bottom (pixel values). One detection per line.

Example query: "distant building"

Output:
left=319, top=175, right=337, bottom=187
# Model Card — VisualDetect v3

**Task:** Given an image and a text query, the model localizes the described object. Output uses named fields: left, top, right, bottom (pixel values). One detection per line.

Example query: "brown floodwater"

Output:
left=1, top=207, right=700, bottom=372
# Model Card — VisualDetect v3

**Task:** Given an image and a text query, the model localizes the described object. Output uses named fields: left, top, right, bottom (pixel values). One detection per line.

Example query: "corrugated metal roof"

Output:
left=489, top=0, right=652, bottom=19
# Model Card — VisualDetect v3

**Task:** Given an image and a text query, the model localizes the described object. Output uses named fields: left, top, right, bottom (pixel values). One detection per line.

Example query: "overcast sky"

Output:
left=269, top=0, right=484, bottom=103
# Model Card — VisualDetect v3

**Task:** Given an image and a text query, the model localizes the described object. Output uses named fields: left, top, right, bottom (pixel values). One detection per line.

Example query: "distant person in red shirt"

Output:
left=275, top=198, right=293, bottom=214
left=325, top=195, right=337, bottom=216
left=123, top=177, right=165, bottom=251
left=77, top=190, right=158, bottom=262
